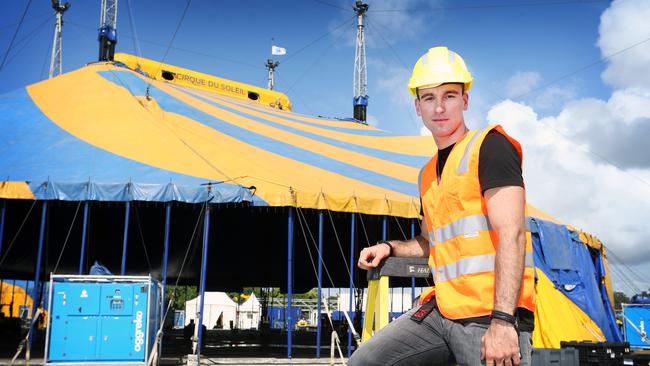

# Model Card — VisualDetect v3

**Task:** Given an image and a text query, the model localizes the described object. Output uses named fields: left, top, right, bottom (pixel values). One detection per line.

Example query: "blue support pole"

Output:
left=197, top=204, right=211, bottom=359
left=316, top=211, right=324, bottom=358
left=120, top=201, right=131, bottom=275
left=78, top=201, right=89, bottom=275
left=382, top=215, right=388, bottom=240
left=287, top=208, right=294, bottom=359
left=0, top=200, right=6, bottom=258
left=161, top=202, right=171, bottom=322
left=29, top=201, right=47, bottom=347
left=348, top=213, right=356, bottom=357
left=411, top=219, right=416, bottom=304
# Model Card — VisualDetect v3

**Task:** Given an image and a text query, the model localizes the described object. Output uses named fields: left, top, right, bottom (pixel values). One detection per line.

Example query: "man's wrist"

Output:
left=490, top=309, right=517, bottom=327
left=377, top=240, right=393, bottom=256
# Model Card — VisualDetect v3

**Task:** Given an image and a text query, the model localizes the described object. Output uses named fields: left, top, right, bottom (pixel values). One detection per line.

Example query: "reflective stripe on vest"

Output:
left=436, top=252, right=534, bottom=283
left=457, top=131, right=482, bottom=175
left=432, top=215, right=533, bottom=247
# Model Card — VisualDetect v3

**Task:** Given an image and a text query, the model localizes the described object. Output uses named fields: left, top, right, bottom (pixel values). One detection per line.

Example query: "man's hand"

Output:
left=357, top=243, right=391, bottom=270
left=481, top=319, right=520, bottom=366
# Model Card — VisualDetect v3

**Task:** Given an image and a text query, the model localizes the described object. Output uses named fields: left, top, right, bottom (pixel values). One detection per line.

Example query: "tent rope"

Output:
left=295, top=207, right=338, bottom=289
left=52, top=201, right=82, bottom=273
left=0, top=200, right=37, bottom=268
left=321, top=196, right=354, bottom=285
left=133, top=203, right=154, bottom=274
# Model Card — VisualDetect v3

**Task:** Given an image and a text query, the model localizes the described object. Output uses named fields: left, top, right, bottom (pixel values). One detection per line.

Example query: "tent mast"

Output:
left=48, top=0, right=70, bottom=79
left=266, top=59, right=280, bottom=90
left=352, top=1, right=369, bottom=123
left=98, top=0, right=118, bottom=61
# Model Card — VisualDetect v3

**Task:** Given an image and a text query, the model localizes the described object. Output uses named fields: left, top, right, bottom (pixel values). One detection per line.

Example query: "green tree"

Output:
left=165, top=285, right=197, bottom=310
left=613, top=291, right=630, bottom=310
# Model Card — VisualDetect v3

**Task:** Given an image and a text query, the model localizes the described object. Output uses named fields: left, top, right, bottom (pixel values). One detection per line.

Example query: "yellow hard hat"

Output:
left=407, top=46, right=473, bottom=96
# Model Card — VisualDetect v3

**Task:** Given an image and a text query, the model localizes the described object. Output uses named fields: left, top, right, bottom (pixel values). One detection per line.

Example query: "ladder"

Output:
left=362, top=257, right=430, bottom=342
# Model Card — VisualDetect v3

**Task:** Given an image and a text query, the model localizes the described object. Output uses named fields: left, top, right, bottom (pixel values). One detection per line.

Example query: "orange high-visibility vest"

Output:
left=418, top=125, right=535, bottom=320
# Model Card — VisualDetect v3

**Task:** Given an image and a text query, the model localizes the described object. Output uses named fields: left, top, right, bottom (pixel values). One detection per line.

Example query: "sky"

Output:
left=1, top=0, right=650, bottom=295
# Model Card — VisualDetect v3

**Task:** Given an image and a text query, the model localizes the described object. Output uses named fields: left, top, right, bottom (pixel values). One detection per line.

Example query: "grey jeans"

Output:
left=348, top=304, right=532, bottom=366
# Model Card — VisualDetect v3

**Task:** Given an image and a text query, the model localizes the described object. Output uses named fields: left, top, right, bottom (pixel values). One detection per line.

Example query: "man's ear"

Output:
left=415, top=97, right=422, bottom=117
left=463, top=93, right=469, bottom=111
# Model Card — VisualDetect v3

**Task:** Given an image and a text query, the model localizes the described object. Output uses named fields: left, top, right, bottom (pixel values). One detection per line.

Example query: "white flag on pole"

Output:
left=271, top=45, right=287, bottom=56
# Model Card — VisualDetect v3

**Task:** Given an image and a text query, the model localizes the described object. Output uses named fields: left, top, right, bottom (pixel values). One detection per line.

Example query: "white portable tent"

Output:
left=186, top=292, right=238, bottom=330
left=237, top=293, right=261, bottom=330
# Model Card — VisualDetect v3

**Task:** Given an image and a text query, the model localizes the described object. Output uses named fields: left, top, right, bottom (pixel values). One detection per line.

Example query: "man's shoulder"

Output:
left=481, top=129, right=515, bottom=150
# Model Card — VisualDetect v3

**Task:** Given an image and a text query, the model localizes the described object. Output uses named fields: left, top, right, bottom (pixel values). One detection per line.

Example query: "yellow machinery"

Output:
left=362, top=257, right=430, bottom=342
left=113, top=53, right=292, bottom=111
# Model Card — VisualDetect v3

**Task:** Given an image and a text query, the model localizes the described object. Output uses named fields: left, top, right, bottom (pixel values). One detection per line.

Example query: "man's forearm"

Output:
left=388, top=234, right=429, bottom=258
left=493, top=229, right=526, bottom=314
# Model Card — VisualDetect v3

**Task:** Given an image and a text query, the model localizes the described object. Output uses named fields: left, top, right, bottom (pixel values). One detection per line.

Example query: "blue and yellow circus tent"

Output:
left=0, top=54, right=621, bottom=347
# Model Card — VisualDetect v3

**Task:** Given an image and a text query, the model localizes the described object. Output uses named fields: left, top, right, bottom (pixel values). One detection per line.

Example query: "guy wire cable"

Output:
left=0, top=200, right=37, bottom=269
left=296, top=207, right=341, bottom=291
left=0, top=0, right=32, bottom=73
left=133, top=203, right=154, bottom=274
left=52, top=201, right=82, bottom=273
left=148, top=0, right=193, bottom=93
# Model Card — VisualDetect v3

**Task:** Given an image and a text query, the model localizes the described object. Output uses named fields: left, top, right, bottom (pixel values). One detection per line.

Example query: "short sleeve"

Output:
left=478, top=130, right=523, bottom=194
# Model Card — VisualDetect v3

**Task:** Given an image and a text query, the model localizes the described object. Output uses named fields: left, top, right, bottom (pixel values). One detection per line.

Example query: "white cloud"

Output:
left=488, top=100, right=650, bottom=268
left=486, top=0, right=650, bottom=293
left=598, top=0, right=650, bottom=89
left=373, top=59, right=412, bottom=107
left=607, top=87, right=650, bottom=124
left=533, top=84, right=577, bottom=111
left=420, top=126, right=430, bottom=136
left=505, top=71, right=541, bottom=98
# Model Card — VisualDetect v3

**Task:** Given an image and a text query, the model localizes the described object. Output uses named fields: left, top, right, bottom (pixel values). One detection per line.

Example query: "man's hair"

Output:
left=416, top=83, right=465, bottom=99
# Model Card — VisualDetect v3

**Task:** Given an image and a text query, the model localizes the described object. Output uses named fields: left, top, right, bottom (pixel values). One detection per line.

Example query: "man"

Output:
left=348, top=46, right=535, bottom=366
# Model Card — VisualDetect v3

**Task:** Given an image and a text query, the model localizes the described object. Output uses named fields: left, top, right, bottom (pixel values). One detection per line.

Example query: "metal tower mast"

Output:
left=98, top=0, right=118, bottom=61
left=48, top=0, right=70, bottom=79
left=353, top=0, right=369, bottom=123
left=266, top=58, right=280, bottom=90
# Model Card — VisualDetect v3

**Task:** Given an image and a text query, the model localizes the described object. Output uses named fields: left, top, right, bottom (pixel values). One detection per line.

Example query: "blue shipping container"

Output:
left=623, top=304, right=650, bottom=348
left=45, top=275, right=161, bottom=365
left=267, top=306, right=301, bottom=329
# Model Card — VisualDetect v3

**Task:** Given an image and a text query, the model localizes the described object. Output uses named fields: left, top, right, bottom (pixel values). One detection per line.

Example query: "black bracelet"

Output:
left=490, top=310, right=517, bottom=326
left=377, top=240, right=393, bottom=257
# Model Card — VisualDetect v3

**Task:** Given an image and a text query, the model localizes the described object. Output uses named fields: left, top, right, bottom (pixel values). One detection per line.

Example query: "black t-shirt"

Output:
left=421, top=130, right=533, bottom=331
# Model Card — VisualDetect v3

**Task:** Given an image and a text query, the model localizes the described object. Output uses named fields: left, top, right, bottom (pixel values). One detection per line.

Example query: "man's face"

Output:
left=415, top=83, right=468, bottom=139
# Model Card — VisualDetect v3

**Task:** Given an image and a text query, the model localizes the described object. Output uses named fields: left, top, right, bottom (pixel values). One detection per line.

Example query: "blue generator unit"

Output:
left=44, top=275, right=161, bottom=365
left=623, top=304, right=650, bottom=348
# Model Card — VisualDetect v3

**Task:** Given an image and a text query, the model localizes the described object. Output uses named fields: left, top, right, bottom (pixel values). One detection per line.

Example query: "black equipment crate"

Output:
left=532, top=348, right=579, bottom=366
left=561, top=341, right=630, bottom=366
